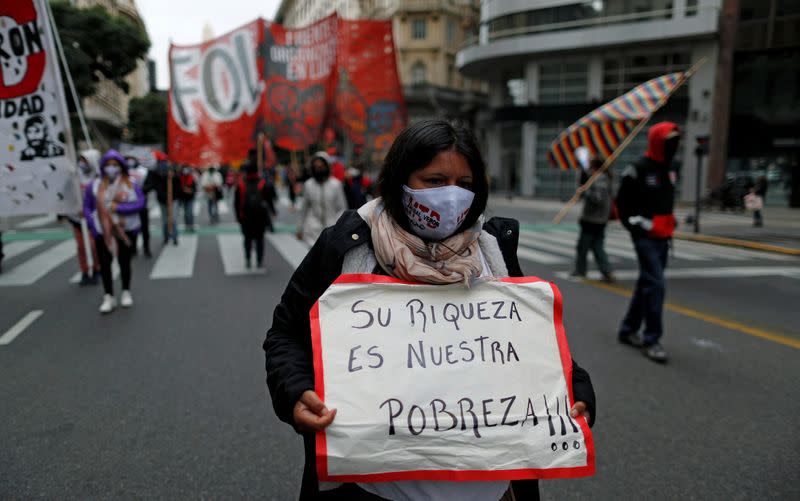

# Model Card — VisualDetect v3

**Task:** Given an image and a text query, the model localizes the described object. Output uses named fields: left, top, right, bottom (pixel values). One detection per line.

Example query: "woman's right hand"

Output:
left=293, top=390, right=336, bottom=432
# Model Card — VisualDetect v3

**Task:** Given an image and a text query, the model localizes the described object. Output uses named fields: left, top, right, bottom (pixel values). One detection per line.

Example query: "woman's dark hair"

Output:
left=377, top=119, right=489, bottom=233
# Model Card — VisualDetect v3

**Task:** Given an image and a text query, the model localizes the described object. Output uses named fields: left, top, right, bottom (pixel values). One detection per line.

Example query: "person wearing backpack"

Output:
left=235, top=151, right=276, bottom=269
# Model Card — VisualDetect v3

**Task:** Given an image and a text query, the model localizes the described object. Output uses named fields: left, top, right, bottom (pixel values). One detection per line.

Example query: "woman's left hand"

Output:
left=570, top=401, right=591, bottom=423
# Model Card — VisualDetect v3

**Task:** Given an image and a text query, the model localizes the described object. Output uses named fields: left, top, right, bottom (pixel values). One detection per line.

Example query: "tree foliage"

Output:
left=50, top=1, right=150, bottom=108
left=127, top=92, right=167, bottom=145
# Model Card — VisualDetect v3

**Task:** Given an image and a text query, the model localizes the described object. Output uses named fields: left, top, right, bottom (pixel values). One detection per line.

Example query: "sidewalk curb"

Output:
left=673, top=231, right=800, bottom=256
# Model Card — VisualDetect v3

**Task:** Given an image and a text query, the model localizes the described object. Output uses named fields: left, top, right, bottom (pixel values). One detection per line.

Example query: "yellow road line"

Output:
left=585, top=280, right=800, bottom=350
left=673, top=231, right=800, bottom=256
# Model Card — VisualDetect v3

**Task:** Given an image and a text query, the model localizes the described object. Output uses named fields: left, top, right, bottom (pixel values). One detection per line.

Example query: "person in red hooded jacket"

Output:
left=615, top=122, right=680, bottom=363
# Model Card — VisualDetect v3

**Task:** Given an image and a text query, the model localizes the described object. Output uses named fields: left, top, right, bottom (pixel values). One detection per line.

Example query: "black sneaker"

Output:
left=79, top=272, right=92, bottom=286
left=569, top=270, right=586, bottom=279
left=618, top=332, right=643, bottom=348
left=144, top=248, right=152, bottom=258
left=90, top=272, right=100, bottom=285
left=643, top=343, right=668, bottom=363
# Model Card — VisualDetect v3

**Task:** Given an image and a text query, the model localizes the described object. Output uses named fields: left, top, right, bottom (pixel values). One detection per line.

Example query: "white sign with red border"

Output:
left=311, top=274, right=595, bottom=482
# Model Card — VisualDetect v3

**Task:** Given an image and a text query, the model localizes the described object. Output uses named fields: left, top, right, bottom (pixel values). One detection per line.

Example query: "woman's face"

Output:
left=407, top=150, right=473, bottom=191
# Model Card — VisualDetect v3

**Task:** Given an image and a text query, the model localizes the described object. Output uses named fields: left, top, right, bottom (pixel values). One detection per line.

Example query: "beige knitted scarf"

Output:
left=360, top=199, right=483, bottom=286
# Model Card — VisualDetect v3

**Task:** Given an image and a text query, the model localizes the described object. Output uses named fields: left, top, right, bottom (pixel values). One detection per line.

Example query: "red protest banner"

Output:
left=168, top=20, right=264, bottom=167
left=168, top=15, right=406, bottom=166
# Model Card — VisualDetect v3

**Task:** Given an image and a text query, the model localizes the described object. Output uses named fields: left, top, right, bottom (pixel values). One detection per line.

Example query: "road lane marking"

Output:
left=217, top=234, right=265, bottom=275
left=582, top=280, right=800, bottom=350
left=0, top=241, right=75, bottom=287
left=149, top=235, right=197, bottom=279
left=1, top=240, right=44, bottom=260
left=266, top=233, right=309, bottom=270
left=69, top=261, right=119, bottom=283
left=535, top=231, right=638, bottom=260
left=0, top=310, right=43, bottom=346
left=556, top=266, right=800, bottom=281
left=516, top=245, right=569, bottom=264
left=16, top=214, right=55, bottom=229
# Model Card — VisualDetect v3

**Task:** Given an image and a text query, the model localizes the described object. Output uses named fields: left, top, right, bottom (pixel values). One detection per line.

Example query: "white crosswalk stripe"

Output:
left=149, top=235, right=198, bottom=279
left=0, top=241, right=75, bottom=287
left=2, top=227, right=795, bottom=288
left=69, top=262, right=119, bottom=284
left=1, top=240, right=45, bottom=260
left=217, top=234, right=265, bottom=275
left=266, top=233, right=310, bottom=270
left=16, top=214, right=56, bottom=229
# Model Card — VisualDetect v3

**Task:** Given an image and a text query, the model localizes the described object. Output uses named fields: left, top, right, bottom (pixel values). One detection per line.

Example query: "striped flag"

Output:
left=548, top=72, right=685, bottom=170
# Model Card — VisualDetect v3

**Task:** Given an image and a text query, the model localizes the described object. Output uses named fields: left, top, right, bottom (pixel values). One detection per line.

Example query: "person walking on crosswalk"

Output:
left=83, top=150, right=146, bottom=314
left=616, top=122, right=680, bottom=363
left=66, top=149, right=102, bottom=285
left=144, top=155, right=179, bottom=246
left=572, top=156, right=616, bottom=282
left=126, top=155, right=153, bottom=258
left=235, top=151, right=276, bottom=269
left=296, top=151, right=347, bottom=246
left=178, top=166, right=198, bottom=233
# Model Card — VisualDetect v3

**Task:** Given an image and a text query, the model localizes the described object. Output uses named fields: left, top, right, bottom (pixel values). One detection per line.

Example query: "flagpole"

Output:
left=552, top=57, right=707, bottom=224
left=45, top=0, right=93, bottom=150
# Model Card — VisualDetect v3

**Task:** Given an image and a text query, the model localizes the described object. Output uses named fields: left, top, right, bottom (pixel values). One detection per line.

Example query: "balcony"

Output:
left=457, top=5, right=719, bottom=78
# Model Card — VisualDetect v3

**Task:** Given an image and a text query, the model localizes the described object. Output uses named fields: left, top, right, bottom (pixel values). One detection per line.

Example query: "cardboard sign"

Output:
left=311, top=274, right=595, bottom=483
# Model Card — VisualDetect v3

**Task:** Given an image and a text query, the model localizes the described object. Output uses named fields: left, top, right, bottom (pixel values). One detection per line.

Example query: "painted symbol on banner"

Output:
left=0, top=1, right=46, bottom=99
left=19, top=114, right=62, bottom=160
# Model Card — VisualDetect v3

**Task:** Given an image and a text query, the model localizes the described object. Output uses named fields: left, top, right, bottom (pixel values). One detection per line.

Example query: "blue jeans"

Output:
left=619, top=237, right=669, bottom=345
left=181, top=198, right=195, bottom=228
left=160, top=201, right=179, bottom=243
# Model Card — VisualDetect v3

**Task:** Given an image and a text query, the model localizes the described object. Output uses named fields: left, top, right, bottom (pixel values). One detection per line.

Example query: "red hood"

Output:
left=644, top=122, right=680, bottom=164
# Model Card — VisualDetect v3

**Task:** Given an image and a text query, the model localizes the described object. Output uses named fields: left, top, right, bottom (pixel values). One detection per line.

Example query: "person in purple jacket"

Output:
left=83, top=150, right=146, bottom=314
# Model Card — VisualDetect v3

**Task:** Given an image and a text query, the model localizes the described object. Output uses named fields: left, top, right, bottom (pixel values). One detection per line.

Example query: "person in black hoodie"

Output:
left=616, top=121, right=680, bottom=363
left=144, top=158, right=179, bottom=245
left=235, top=150, right=276, bottom=269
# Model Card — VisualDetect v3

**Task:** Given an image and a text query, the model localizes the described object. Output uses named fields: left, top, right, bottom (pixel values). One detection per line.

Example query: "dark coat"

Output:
left=264, top=210, right=596, bottom=500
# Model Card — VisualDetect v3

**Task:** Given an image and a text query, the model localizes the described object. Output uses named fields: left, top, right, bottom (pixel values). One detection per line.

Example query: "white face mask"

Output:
left=402, top=185, right=475, bottom=241
left=104, top=166, right=120, bottom=180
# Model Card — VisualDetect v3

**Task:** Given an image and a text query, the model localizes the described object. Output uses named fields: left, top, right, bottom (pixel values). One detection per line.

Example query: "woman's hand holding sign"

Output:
left=293, top=390, right=336, bottom=432
left=570, top=401, right=591, bottom=423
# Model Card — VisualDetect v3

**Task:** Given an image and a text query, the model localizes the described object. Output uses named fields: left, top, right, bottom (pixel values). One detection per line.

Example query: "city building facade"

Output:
left=274, top=0, right=487, bottom=124
left=71, top=0, right=150, bottom=145
left=457, top=0, right=799, bottom=206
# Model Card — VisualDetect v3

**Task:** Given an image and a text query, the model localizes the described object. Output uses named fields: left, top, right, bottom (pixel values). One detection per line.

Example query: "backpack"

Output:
left=239, top=179, right=267, bottom=220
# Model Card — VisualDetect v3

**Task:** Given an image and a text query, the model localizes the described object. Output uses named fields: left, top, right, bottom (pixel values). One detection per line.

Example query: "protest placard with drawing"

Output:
left=311, top=274, right=595, bottom=482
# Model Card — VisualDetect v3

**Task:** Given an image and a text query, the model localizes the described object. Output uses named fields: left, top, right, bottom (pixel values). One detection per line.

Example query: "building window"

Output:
left=686, top=0, right=698, bottom=16
left=539, top=61, right=588, bottom=104
left=411, top=61, right=427, bottom=84
left=447, top=20, right=456, bottom=46
left=412, top=19, right=427, bottom=39
left=602, top=51, right=689, bottom=100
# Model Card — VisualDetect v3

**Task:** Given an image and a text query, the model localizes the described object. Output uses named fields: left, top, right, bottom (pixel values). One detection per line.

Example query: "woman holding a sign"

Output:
left=265, top=120, right=596, bottom=500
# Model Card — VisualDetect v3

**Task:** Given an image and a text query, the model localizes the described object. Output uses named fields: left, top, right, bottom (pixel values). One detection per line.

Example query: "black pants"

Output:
left=94, top=232, right=135, bottom=295
left=138, top=208, right=150, bottom=253
left=242, top=224, right=265, bottom=265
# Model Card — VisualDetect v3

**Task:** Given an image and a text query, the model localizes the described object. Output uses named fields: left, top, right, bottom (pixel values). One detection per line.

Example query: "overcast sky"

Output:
left=136, top=0, right=281, bottom=90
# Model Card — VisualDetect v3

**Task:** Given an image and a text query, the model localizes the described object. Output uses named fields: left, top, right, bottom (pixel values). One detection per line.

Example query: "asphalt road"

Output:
left=1, top=194, right=798, bottom=500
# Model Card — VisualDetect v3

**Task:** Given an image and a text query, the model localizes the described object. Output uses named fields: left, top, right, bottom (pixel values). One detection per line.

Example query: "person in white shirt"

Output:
left=201, top=165, right=224, bottom=224
left=297, top=152, right=347, bottom=246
